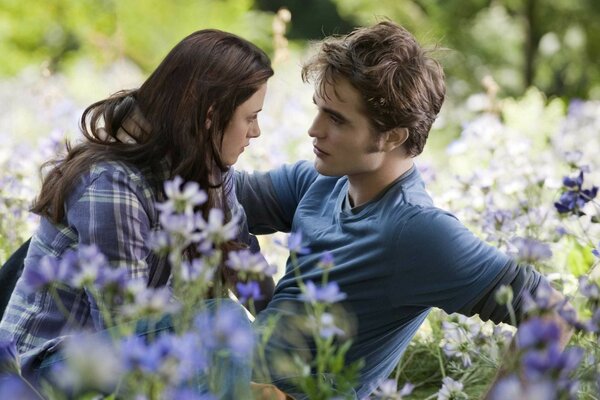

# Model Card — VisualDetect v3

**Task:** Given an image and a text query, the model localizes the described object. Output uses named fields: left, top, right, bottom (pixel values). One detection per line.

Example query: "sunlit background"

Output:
left=1, top=1, right=599, bottom=398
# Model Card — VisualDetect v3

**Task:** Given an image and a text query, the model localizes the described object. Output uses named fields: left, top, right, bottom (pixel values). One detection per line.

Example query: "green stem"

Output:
left=17, top=373, right=46, bottom=400
left=436, top=344, right=446, bottom=378
left=506, top=300, right=517, bottom=328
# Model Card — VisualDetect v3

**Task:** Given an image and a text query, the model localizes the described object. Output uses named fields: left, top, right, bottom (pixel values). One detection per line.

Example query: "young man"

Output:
left=235, top=21, right=571, bottom=398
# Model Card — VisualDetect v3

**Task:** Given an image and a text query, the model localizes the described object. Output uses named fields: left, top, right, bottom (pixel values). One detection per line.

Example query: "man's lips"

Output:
left=313, top=144, right=330, bottom=157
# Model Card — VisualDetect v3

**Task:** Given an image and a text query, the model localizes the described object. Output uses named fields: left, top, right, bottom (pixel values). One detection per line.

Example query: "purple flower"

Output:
left=592, top=243, right=599, bottom=259
left=317, top=251, right=335, bottom=270
left=578, top=276, right=600, bottom=301
left=557, top=303, right=586, bottom=331
left=21, top=254, right=70, bottom=294
left=160, top=212, right=200, bottom=245
left=510, top=237, right=552, bottom=263
left=562, top=171, right=584, bottom=189
left=313, top=312, right=344, bottom=339
left=194, top=303, right=254, bottom=359
left=0, top=341, right=20, bottom=375
left=56, top=334, right=123, bottom=392
left=522, top=280, right=556, bottom=315
left=490, top=375, right=556, bottom=400
left=95, top=267, right=128, bottom=292
left=180, top=258, right=214, bottom=283
left=522, top=344, right=564, bottom=379
left=277, top=231, right=310, bottom=254
left=120, top=334, right=184, bottom=381
left=517, top=317, right=561, bottom=349
left=226, top=250, right=275, bottom=277
left=583, top=309, right=600, bottom=333
left=236, top=281, right=263, bottom=303
left=299, top=281, right=347, bottom=304
left=163, top=387, right=216, bottom=400
left=554, top=170, right=598, bottom=215
left=0, top=375, right=39, bottom=399
left=483, top=209, right=515, bottom=234
left=120, top=335, right=158, bottom=373
left=122, top=285, right=180, bottom=318
left=70, top=245, right=110, bottom=288
left=522, top=345, right=583, bottom=394
left=168, top=332, right=209, bottom=382
left=567, top=99, right=585, bottom=118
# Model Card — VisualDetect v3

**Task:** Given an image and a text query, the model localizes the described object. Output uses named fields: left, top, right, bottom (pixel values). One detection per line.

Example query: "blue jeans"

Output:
left=24, top=299, right=252, bottom=399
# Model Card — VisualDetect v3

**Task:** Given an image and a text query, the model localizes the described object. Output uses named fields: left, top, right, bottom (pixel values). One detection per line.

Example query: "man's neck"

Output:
left=347, top=157, right=414, bottom=208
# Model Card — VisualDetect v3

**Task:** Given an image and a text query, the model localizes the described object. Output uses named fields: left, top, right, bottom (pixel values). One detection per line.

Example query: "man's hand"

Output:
left=97, top=104, right=150, bottom=144
left=250, top=382, right=294, bottom=400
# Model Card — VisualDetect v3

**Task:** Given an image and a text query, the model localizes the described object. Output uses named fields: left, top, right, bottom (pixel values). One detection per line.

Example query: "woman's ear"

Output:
left=205, top=106, right=214, bottom=129
left=382, top=127, right=409, bottom=152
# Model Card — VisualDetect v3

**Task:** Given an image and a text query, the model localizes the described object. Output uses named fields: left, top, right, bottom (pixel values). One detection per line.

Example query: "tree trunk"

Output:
left=524, top=0, right=538, bottom=88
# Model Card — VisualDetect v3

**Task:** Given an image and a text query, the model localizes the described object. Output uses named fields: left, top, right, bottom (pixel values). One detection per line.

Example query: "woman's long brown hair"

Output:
left=33, top=29, right=272, bottom=222
left=31, top=29, right=273, bottom=289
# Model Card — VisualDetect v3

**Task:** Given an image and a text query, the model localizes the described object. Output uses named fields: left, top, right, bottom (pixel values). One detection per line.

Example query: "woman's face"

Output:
left=220, top=83, right=268, bottom=166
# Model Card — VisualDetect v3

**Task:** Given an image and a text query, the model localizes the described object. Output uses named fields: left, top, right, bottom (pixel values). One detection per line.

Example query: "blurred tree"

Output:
left=255, top=0, right=357, bottom=39
left=0, top=0, right=274, bottom=75
left=330, top=0, right=600, bottom=99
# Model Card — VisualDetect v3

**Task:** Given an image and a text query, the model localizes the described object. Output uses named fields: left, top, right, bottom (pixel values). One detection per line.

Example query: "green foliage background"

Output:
left=0, top=0, right=274, bottom=75
left=1, top=0, right=597, bottom=100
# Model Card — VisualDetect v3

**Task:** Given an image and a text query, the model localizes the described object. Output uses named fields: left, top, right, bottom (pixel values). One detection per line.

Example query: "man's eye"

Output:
left=329, top=115, right=343, bottom=125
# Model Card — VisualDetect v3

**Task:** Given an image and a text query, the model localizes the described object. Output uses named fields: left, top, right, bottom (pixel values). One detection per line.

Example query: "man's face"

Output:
left=309, top=77, right=386, bottom=178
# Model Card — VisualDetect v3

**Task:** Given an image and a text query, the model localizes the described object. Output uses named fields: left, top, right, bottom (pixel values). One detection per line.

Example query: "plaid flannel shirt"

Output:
left=0, top=160, right=249, bottom=354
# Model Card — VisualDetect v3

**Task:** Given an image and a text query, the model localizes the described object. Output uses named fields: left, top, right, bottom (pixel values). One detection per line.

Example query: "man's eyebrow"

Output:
left=312, top=95, right=350, bottom=123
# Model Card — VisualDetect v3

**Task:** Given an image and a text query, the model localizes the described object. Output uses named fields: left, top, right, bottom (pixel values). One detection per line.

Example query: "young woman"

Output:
left=0, top=29, right=274, bottom=360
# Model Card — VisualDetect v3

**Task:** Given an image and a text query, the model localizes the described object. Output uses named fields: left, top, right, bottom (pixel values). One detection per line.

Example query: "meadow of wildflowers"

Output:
left=0, top=56, right=599, bottom=399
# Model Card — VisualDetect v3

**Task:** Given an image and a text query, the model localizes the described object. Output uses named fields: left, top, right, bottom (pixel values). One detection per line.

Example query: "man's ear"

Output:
left=205, top=106, right=214, bottom=130
left=382, top=127, right=409, bottom=152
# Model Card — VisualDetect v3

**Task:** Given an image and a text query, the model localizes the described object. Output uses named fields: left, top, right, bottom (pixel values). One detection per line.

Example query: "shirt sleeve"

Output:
left=458, top=260, right=542, bottom=325
left=389, top=207, right=517, bottom=316
left=66, top=169, right=152, bottom=328
left=234, top=161, right=319, bottom=234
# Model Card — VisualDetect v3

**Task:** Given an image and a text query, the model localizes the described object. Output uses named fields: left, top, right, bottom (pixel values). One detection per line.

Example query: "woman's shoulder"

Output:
left=70, top=160, right=156, bottom=201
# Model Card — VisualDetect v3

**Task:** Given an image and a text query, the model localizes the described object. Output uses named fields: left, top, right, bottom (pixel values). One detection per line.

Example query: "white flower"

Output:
left=158, top=176, right=207, bottom=216
left=437, top=377, right=467, bottom=400
left=179, top=258, right=214, bottom=283
left=440, top=328, right=473, bottom=367
left=122, top=285, right=179, bottom=318
left=57, top=334, right=123, bottom=393
left=371, top=379, right=414, bottom=399
left=196, top=208, right=239, bottom=246
left=226, top=249, right=276, bottom=277
left=309, top=312, right=344, bottom=339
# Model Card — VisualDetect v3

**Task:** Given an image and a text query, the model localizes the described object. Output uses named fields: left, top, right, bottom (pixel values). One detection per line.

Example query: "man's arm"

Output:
left=234, top=162, right=319, bottom=235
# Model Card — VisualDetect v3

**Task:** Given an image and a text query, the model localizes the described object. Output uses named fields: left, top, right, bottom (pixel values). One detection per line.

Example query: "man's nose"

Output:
left=308, top=115, right=325, bottom=138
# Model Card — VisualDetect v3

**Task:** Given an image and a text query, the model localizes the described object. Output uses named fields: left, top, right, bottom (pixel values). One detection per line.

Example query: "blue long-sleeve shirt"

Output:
left=236, top=161, right=542, bottom=399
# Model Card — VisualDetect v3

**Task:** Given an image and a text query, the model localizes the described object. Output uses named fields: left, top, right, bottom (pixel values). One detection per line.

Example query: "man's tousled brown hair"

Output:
left=302, top=20, right=446, bottom=157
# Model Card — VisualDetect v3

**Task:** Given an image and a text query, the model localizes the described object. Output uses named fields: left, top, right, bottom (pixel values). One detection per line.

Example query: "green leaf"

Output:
left=567, top=238, right=594, bottom=277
